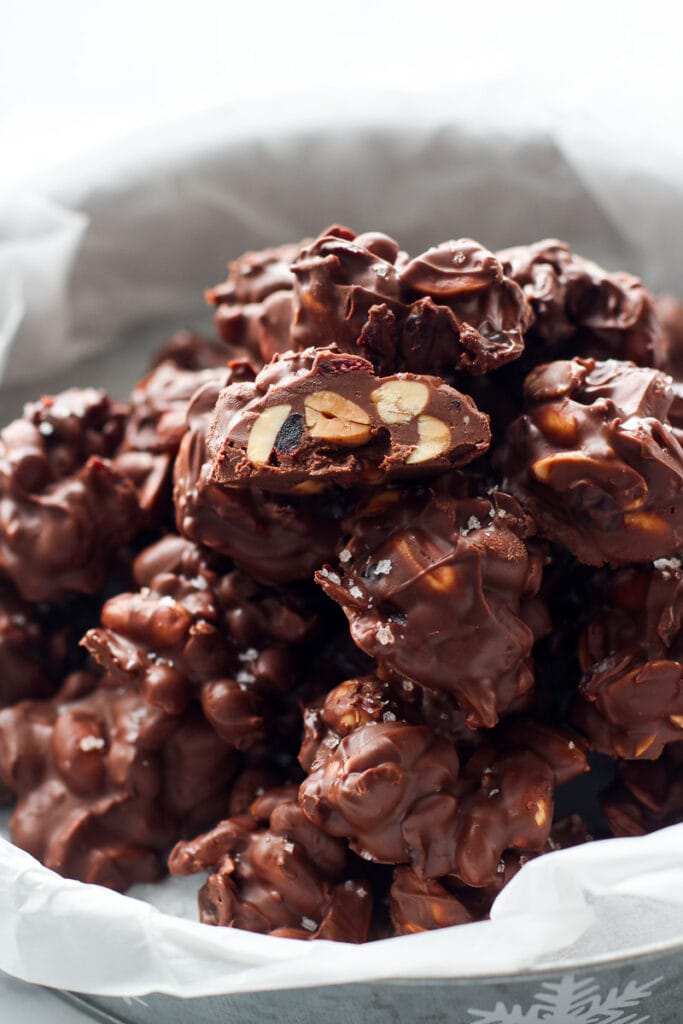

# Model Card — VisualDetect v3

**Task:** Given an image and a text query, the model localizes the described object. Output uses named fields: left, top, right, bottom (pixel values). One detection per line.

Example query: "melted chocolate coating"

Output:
left=207, top=240, right=304, bottom=363
left=291, top=226, right=531, bottom=376
left=169, top=786, right=373, bottom=941
left=82, top=535, right=319, bottom=747
left=124, top=363, right=230, bottom=456
left=0, top=389, right=142, bottom=601
left=389, top=867, right=472, bottom=934
left=572, top=565, right=683, bottom=758
left=444, top=813, right=592, bottom=921
left=174, top=372, right=342, bottom=584
left=398, top=239, right=531, bottom=373
left=207, top=347, right=490, bottom=494
left=498, top=239, right=659, bottom=365
left=502, top=357, right=683, bottom=565
left=298, top=677, right=586, bottom=885
left=0, top=671, right=238, bottom=890
left=315, top=483, right=544, bottom=728
left=2, top=229, right=677, bottom=939
left=115, top=357, right=254, bottom=525
left=653, top=295, right=683, bottom=432
left=0, top=581, right=92, bottom=708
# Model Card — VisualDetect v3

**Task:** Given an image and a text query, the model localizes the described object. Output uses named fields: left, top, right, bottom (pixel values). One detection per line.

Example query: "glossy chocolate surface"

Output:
left=207, top=347, right=491, bottom=493
left=502, top=358, right=683, bottom=565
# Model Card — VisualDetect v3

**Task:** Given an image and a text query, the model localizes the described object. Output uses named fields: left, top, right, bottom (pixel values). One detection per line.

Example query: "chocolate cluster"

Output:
left=572, top=565, right=683, bottom=759
left=316, top=484, right=547, bottom=728
left=502, top=358, right=683, bottom=565
left=0, top=388, right=141, bottom=601
left=0, top=670, right=238, bottom=888
left=1, top=225, right=681, bottom=945
left=208, top=226, right=533, bottom=375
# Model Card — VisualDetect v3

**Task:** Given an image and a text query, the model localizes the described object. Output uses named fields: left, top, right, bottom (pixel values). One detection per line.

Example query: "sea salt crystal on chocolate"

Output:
left=376, top=623, right=395, bottom=646
left=79, top=735, right=106, bottom=752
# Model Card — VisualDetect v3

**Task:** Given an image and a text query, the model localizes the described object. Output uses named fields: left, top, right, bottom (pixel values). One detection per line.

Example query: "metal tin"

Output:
left=60, top=942, right=683, bottom=1024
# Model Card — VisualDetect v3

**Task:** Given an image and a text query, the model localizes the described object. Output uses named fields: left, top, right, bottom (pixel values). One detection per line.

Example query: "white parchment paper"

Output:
left=0, top=94, right=681, bottom=996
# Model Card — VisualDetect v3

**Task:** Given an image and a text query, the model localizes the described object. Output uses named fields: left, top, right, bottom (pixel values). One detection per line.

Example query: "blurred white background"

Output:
left=2, top=0, right=683, bottom=192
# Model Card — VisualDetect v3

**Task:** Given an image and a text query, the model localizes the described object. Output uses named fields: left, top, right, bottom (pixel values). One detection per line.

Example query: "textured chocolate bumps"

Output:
left=174, top=369, right=342, bottom=583
left=498, top=239, right=659, bottom=364
left=291, top=227, right=532, bottom=375
left=0, top=389, right=141, bottom=601
left=2, top=225, right=681, bottom=946
left=169, top=785, right=373, bottom=941
left=502, top=357, right=683, bottom=565
left=316, top=484, right=546, bottom=728
left=0, top=671, right=238, bottom=890
left=572, top=565, right=683, bottom=758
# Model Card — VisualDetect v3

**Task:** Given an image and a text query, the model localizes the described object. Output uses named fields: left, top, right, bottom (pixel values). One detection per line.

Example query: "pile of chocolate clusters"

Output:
left=1, top=227, right=682, bottom=943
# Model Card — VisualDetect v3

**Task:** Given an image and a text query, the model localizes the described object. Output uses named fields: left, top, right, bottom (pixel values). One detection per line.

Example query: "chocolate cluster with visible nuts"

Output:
left=297, top=676, right=586, bottom=886
left=316, top=484, right=547, bottom=728
left=498, top=239, right=659, bottom=365
left=0, top=670, right=238, bottom=889
left=0, top=388, right=142, bottom=601
left=2, top=227, right=682, bottom=945
left=174, top=367, right=343, bottom=584
left=502, top=357, right=683, bottom=565
left=207, top=347, right=491, bottom=493
left=83, top=535, right=321, bottom=744
left=208, top=226, right=533, bottom=376
left=207, top=241, right=303, bottom=364
left=169, top=785, right=374, bottom=941
left=572, top=565, right=683, bottom=758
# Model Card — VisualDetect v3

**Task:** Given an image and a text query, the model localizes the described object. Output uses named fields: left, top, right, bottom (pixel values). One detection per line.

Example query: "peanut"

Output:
left=371, top=379, right=429, bottom=424
left=624, top=511, right=670, bottom=538
left=406, top=415, right=451, bottom=464
left=423, top=564, right=457, bottom=592
left=533, top=800, right=548, bottom=828
left=534, top=406, right=578, bottom=445
left=304, top=391, right=372, bottom=447
left=246, top=404, right=292, bottom=465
